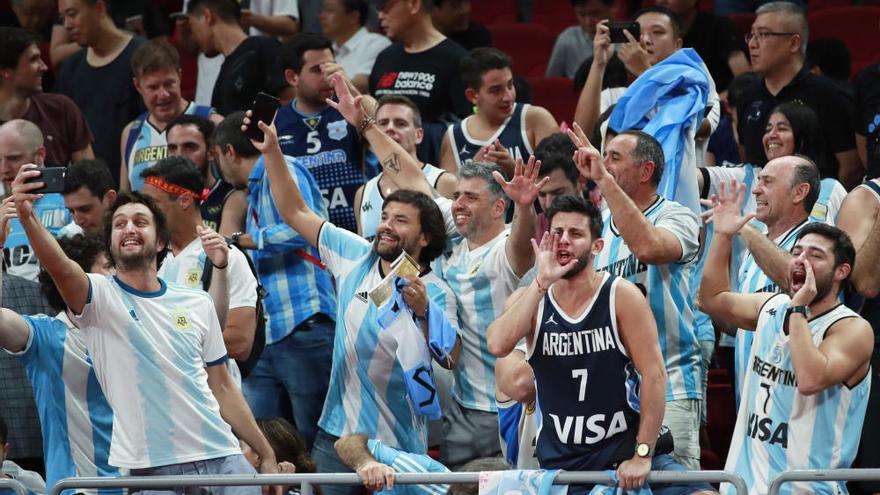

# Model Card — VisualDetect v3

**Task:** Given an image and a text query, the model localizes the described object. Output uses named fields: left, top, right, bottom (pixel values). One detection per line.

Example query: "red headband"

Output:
left=144, top=176, right=209, bottom=202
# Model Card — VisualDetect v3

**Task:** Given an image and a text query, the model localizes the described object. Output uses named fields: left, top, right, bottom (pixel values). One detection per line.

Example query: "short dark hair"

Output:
left=376, top=95, right=423, bottom=128
left=795, top=223, right=855, bottom=282
left=131, top=39, right=180, bottom=77
left=618, top=130, right=665, bottom=186
left=546, top=195, right=603, bottom=240
left=342, top=0, right=369, bottom=26
left=382, top=189, right=447, bottom=264
left=167, top=114, right=216, bottom=148
left=633, top=5, right=683, bottom=39
left=0, top=27, right=37, bottom=70
left=63, top=159, right=115, bottom=198
left=280, top=33, right=334, bottom=73
left=141, top=156, right=206, bottom=205
left=39, top=233, right=108, bottom=313
left=186, top=0, right=241, bottom=22
left=789, top=155, right=820, bottom=215
left=534, top=133, right=579, bottom=184
left=769, top=101, right=832, bottom=177
left=460, top=47, right=511, bottom=90
left=805, top=38, right=851, bottom=82
left=103, top=191, right=171, bottom=267
left=213, top=111, right=259, bottom=158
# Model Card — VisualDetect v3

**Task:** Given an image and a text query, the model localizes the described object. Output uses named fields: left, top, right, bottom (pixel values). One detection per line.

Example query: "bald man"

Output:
left=0, top=120, right=71, bottom=281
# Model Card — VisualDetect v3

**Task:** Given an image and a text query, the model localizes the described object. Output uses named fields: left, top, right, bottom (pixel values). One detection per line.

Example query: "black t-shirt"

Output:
left=211, top=36, right=285, bottom=116
left=369, top=38, right=471, bottom=122
left=854, top=64, right=880, bottom=179
left=735, top=67, right=856, bottom=178
left=448, top=22, right=493, bottom=52
left=684, top=11, right=741, bottom=92
left=56, top=36, right=146, bottom=185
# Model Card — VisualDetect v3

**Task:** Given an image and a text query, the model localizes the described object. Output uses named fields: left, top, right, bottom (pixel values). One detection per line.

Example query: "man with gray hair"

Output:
left=435, top=159, right=546, bottom=468
left=735, top=1, right=860, bottom=189
left=569, top=127, right=703, bottom=470
left=0, top=120, right=70, bottom=281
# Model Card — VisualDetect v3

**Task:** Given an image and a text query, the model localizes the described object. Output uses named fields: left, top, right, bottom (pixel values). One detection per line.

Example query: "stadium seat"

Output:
left=708, top=367, right=731, bottom=385
left=532, top=0, right=578, bottom=35
left=706, top=382, right=737, bottom=460
left=489, top=24, right=557, bottom=77
left=471, top=0, right=519, bottom=26
left=726, top=12, right=756, bottom=39
left=808, top=0, right=854, bottom=11
left=808, top=6, right=880, bottom=77
left=526, top=76, right=577, bottom=123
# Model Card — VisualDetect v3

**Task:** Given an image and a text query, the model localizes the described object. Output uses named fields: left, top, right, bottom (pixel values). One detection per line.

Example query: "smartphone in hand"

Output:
left=245, top=92, right=281, bottom=142
left=24, top=167, right=66, bottom=194
left=608, top=21, right=641, bottom=43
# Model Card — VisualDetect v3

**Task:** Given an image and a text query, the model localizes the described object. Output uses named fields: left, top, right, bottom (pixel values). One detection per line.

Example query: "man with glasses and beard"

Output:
left=487, top=195, right=715, bottom=495
left=9, top=165, right=281, bottom=491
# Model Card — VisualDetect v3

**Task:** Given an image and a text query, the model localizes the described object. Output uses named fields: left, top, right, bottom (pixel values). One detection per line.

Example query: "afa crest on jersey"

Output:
left=327, top=120, right=349, bottom=141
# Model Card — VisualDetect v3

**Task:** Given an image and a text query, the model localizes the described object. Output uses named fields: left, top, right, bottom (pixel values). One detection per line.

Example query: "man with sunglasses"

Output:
left=735, top=1, right=860, bottom=189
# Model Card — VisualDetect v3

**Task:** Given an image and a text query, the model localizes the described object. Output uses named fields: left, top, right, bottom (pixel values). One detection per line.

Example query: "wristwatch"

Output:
left=786, top=305, right=810, bottom=319
left=636, top=442, right=654, bottom=458
left=230, top=231, right=244, bottom=247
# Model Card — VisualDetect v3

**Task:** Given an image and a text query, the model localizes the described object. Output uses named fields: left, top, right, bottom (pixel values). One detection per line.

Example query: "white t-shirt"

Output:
left=249, top=0, right=299, bottom=37
left=334, top=27, right=391, bottom=79
left=158, top=238, right=258, bottom=310
left=75, top=274, right=240, bottom=469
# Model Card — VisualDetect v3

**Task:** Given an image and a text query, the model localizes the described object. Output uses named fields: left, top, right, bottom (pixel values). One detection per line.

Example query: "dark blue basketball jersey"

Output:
left=528, top=273, right=641, bottom=471
left=447, top=103, right=534, bottom=169
left=275, top=100, right=365, bottom=232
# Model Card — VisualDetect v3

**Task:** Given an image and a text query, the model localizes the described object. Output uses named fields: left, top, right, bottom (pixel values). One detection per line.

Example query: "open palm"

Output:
left=712, top=179, right=754, bottom=236
left=493, top=155, right=548, bottom=207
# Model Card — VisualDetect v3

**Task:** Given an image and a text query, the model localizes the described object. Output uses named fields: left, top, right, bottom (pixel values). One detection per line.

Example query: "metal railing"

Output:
left=0, top=479, right=27, bottom=495
left=50, top=471, right=747, bottom=495
left=768, top=468, right=880, bottom=495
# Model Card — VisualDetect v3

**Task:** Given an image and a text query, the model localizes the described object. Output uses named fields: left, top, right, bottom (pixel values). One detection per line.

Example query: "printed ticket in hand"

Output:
left=368, top=251, right=421, bottom=307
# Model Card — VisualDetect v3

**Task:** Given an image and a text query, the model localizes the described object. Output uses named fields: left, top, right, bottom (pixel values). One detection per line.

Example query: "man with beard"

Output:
left=487, top=195, right=715, bottom=495
left=10, top=166, right=281, bottom=491
left=569, top=126, right=703, bottom=470
left=700, top=182, right=873, bottom=495
left=241, top=113, right=462, bottom=495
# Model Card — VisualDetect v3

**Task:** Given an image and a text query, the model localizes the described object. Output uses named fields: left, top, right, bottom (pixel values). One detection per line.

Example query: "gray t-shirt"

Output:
left=546, top=26, right=594, bottom=78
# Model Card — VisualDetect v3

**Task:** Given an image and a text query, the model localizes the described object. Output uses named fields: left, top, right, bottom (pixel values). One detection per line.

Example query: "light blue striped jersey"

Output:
left=722, top=294, right=870, bottom=495
left=75, top=274, right=241, bottom=468
left=246, top=155, right=336, bottom=344
left=4, top=193, right=70, bottom=282
left=359, top=164, right=446, bottom=241
left=367, top=439, right=450, bottom=495
left=593, top=196, right=703, bottom=401
left=317, top=223, right=458, bottom=453
left=497, top=398, right=540, bottom=469
left=733, top=219, right=811, bottom=404
left=7, top=313, right=120, bottom=495
left=436, top=229, right=521, bottom=412
left=126, top=102, right=211, bottom=192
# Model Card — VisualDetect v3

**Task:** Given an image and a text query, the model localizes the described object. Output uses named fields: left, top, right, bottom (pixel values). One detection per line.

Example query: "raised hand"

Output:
left=0, top=197, right=17, bottom=247
left=326, top=72, right=366, bottom=128
left=492, top=155, right=548, bottom=207
left=790, top=255, right=818, bottom=307
left=592, top=20, right=614, bottom=68
left=566, top=122, right=606, bottom=181
left=618, top=28, right=651, bottom=76
left=532, top=231, right=574, bottom=289
left=478, top=140, right=516, bottom=175
left=711, top=179, right=754, bottom=236
left=241, top=111, right=281, bottom=155
left=400, top=274, right=428, bottom=318
left=11, top=164, right=44, bottom=220
left=197, top=225, right=229, bottom=269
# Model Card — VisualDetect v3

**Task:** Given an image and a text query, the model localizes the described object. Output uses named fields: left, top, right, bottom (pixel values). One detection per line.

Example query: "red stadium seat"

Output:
left=808, top=6, right=880, bottom=77
left=532, top=0, right=578, bottom=35
left=526, top=76, right=577, bottom=123
left=706, top=382, right=737, bottom=460
left=808, top=0, right=854, bottom=11
left=489, top=24, right=557, bottom=77
left=470, top=0, right=519, bottom=26
left=726, top=12, right=756, bottom=39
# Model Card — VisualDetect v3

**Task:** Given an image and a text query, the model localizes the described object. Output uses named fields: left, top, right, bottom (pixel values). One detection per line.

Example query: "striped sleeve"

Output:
left=367, top=439, right=450, bottom=495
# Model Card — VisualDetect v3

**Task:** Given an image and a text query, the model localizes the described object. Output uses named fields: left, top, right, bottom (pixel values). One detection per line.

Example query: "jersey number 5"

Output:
left=307, top=131, right=322, bottom=154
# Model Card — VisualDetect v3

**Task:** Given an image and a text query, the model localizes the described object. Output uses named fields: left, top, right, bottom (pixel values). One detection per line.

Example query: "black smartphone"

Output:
left=608, top=21, right=640, bottom=43
left=25, top=167, right=66, bottom=194
left=245, top=92, right=281, bottom=142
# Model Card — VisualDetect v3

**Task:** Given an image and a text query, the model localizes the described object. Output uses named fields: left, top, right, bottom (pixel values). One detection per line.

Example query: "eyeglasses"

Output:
left=744, top=31, right=798, bottom=44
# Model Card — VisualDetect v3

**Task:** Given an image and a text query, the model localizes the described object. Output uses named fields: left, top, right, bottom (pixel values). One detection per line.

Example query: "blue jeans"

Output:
left=130, top=454, right=258, bottom=495
left=311, top=429, right=360, bottom=495
left=242, top=316, right=334, bottom=448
